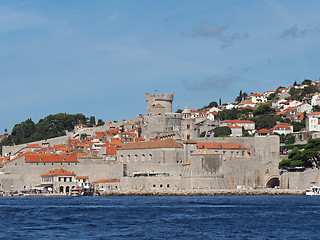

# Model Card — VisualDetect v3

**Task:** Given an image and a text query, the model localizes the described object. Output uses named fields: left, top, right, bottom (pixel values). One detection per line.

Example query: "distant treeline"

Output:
left=1, top=113, right=89, bottom=147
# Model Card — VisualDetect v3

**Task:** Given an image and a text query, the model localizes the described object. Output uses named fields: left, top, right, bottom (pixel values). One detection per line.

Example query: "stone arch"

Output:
left=66, top=186, right=70, bottom=194
left=60, top=186, right=64, bottom=193
left=266, top=177, right=280, bottom=188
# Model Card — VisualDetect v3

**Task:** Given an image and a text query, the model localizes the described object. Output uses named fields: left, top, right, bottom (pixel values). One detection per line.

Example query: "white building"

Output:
left=247, top=93, right=267, bottom=103
left=307, top=112, right=320, bottom=132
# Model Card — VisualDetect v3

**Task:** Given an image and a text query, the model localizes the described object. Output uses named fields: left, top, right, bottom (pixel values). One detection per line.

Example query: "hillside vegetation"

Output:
left=1, top=113, right=87, bottom=147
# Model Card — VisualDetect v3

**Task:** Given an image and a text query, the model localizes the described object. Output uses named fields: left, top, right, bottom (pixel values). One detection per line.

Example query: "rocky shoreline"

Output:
left=101, top=189, right=306, bottom=196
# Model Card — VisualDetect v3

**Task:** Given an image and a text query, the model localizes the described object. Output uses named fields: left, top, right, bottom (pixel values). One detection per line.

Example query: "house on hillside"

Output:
left=270, top=123, right=293, bottom=135
left=306, top=112, right=320, bottom=132
left=227, top=124, right=243, bottom=137
left=247, top=93, right=267, bottom=103
left=220, top=120, right=255, bottom=131
left=296, top=103, right=312, bottom=114
left=237, top=100, right=256, bottom=109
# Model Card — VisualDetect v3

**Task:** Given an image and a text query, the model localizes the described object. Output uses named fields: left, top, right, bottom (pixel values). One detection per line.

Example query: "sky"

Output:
left=1, top=0, right=320, bottom=133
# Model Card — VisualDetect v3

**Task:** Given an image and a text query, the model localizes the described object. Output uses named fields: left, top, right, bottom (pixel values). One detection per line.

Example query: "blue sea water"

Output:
left=0, top=195, right=318, bottom=239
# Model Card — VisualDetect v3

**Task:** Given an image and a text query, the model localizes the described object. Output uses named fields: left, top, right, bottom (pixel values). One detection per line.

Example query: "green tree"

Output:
left=89, top=116, right=96, bottom=127
left=200, top=131, right=206, bottom=137
left=235, top=90, right=243, bottom=103
left=252, top=115, right=278, bottom=130
left=217, top=108, right=238, bottom=121
left=302, top=79, right=312, bottom=85
left=279, top=139, right=320, bottom=169
left=253, top=104, right=275, bottom=116
left=97, top=119, right=105, bottom=126
left=267, top=92, right=277, bottom=101
left=214, top=126, right=231, bottom=137
left=1, top=113, right=88, bottom=147
left=312, top=105, right=320, bottom=112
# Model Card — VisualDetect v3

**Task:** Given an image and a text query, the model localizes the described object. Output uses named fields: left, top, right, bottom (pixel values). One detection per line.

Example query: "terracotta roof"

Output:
left=256, top=128, right=271, bottom=134
left=76, top=176, right=88, bottom=179
left=239, top=100, right=255, bottom=105
left=41, top=168, right=75, bottom=176
left=25, top=144, right=41, bottom=148
left=310, top=112, right=320, bottom=115
left=25, top=153, right=78, bottom=163
left=75, top=123, right=86, bottom=127
left=227, top=123, right=242, bottom=128
left=92, top=179, right=120, bottom=183
left=271, top=123, right=293, bottom=131
left=120, top=138, right=183, bottom=150
left=76, top=152, right=87, bottom=156
left=183, top=139, right=197, bottom=144
left=197, top=142, right=246, bottom=150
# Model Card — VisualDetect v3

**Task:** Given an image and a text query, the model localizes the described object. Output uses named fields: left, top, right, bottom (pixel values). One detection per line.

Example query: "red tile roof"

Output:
left=256, top=128, right=272, bottom=134
left=41, top=168, right=75, bottom=176
left=92, top=179, right=120, bottom=183
left=25, top=153, right=78, bottom=163
left=26, top=144, right=41, bottom=148
left=76, top=176, right=89, bottom=179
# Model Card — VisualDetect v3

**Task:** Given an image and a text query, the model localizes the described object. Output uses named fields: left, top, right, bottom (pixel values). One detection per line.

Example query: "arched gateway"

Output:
left=266, top=177, right=280, bottom=188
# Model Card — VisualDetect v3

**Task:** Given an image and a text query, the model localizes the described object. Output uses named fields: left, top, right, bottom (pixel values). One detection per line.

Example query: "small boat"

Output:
left=70, top=188, right=82, bottom=197
left=306, top=186, right=320, bottom=196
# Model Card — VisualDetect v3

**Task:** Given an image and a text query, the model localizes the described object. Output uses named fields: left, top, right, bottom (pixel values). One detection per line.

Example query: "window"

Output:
left=127, top=155, right=130, bottom=162
left=120, top=155, right=124, bottom=162
left=187, top=124, right=190, bottom=129
left=134, top=154, right=138, bottom=162
left=149, top=154, right=152, bottom=161
left=142, top=154, right=145, bottom=161
left=160, top=184, right=163, bottom=188
left=242, top=151, right=245, bottom=156
left=167, top=184, right=170, bottom=188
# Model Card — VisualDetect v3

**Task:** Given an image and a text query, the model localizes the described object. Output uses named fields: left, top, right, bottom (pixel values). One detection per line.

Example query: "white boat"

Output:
left=70, top=188, right=82, bottom=197
left=306, top=186, right=320, bottom=196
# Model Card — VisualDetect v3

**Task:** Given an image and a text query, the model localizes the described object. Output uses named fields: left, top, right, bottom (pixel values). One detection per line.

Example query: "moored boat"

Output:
left=70, top=188, right=82, bottom=197
left=306, top=186, right=320, bottom=196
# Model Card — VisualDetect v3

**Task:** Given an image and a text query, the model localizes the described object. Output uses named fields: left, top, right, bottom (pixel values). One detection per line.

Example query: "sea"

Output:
left=0, top=195, right=318, bottom=239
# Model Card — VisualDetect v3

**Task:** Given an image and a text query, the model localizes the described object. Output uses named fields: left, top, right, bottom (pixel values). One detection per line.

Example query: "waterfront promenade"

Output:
left=101, top=188, right=305, bottom=196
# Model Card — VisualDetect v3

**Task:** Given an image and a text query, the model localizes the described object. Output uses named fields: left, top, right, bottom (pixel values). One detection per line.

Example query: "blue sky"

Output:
left=1, top=0, right=320, bottom=133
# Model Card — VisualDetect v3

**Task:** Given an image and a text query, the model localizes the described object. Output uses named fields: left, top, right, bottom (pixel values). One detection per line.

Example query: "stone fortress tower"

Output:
left=140, top=92, right=197, bottom=141
left=146, top=92, right=173, bottom=116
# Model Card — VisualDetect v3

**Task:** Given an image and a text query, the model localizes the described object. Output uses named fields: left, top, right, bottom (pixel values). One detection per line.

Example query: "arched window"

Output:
left=127, top=155, right=130, bottom=162
left=142, top=154, right=145, bottom=161
left=60, top=186, right=64, bottom=193
left=66, top=186, right=70, bottom=194
left=134, top=154, right=138, bottom=162
left=149, top=154, right=152, bottom=161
